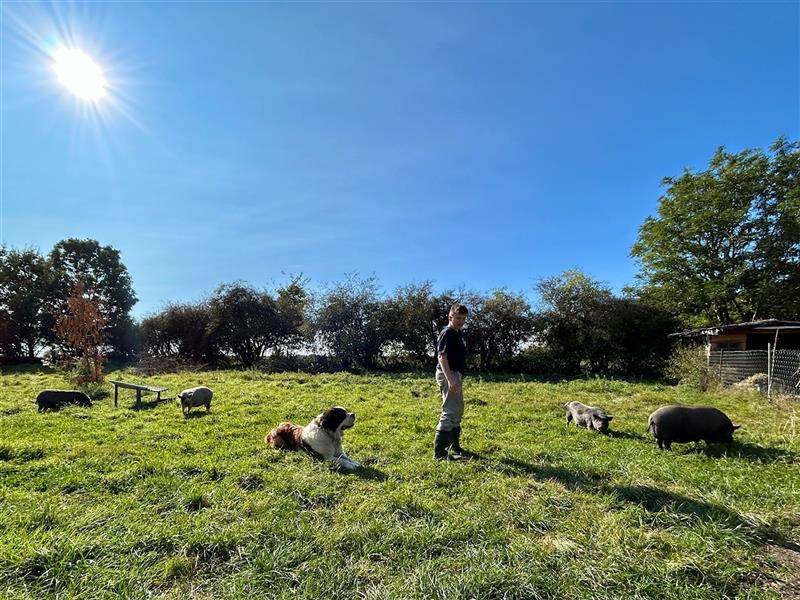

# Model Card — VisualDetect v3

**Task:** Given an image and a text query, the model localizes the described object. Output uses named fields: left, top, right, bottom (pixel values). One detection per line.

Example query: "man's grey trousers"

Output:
left=435, top=369, right=464, bottom=432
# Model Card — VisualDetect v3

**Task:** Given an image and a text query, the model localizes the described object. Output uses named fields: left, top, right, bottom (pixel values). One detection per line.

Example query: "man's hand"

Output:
left=448, top=378, right=461, bottom=394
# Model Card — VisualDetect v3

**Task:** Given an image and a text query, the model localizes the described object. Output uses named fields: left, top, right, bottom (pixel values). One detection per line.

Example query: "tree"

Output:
left=465, top=288, right=535, bottom=371
left=534, top=271, right=612, bottom=374
left=535, top=270, right=679, bottom=376
left=48, top=239, right=138, bottom=358
left=207, top=282, right=280, bottom=367
left=747, top=138, right=800, bottom=320
left=631, top=138, right=800, bottom=326
left=140, top=301, right=219, bottom=363
left=273, top=275, right=312, bottom=356
left=55, top=281, right=108, bottom=384
left=0, top=310, right=13, bottom=363
left=383, top=282, right=456, bottom=367
left=314, top=274, right=387, bottom=369
left=0, top=247, right=54, bottom=360
left=589, top=297, right=678, bottom=377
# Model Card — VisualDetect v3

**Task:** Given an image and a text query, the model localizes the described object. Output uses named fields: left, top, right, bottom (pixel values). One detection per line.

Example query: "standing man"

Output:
left=434, top=303, right=469, bottom=461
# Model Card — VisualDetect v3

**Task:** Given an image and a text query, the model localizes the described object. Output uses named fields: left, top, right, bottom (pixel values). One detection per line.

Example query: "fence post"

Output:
left=767, top=343, right=772, bottom=400
left=719, top=349, right=724, bottom=384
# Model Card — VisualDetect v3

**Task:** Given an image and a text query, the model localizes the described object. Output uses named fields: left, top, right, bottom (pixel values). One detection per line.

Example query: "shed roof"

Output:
left=669, top=319, right=800, bottom=339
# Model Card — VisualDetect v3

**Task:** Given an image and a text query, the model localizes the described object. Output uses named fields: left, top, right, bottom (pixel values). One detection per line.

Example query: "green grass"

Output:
left=1, top=368, right=798, bottom=599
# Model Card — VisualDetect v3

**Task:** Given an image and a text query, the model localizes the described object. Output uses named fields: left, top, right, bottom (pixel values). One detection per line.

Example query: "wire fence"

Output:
left=709, top=349, right=800, bottom=396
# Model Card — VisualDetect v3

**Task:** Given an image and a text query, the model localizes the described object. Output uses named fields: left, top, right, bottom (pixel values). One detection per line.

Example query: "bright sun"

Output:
left=52, top=48, right=107, bottom=101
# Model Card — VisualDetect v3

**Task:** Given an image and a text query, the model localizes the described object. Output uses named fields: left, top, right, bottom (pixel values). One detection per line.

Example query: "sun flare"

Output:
left=52, top=47, right=107, bottom=101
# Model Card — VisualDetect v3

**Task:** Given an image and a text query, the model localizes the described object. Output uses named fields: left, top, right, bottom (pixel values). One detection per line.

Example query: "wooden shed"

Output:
left=669, top=319, right=800, bottom=352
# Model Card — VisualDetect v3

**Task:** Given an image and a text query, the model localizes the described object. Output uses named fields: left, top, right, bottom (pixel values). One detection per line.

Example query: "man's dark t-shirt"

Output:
left=437, top=326, right=466, bottom=374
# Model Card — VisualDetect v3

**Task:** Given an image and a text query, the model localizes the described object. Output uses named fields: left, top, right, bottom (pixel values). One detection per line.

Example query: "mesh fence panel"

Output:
left=708, top=349, right=800, bottom=395
left=772, top=349, right=800, bottom=395
left=709, top=350, right=767, bottom=387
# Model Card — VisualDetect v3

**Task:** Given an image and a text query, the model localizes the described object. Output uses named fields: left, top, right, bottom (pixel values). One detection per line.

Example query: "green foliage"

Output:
left=0, top=247, right=54, bottom=361
left=141, top=277, right=313, bottom=369
left=0, top=369, right=796, bottom=599
left=140, top=301, right=220, bottom=364
left=535, top=270, right=614, bottom=374
left=48, top=238, right=138, bottom=358
left=382, top=281, right=456, bottom=368
left=664, top=345, right=719, bottom=391
left=535, top=270, right=677, bottom=376
left=465, top=288, right=536, bottom=371
left=631, top=137, right=800, bottom=326
left=0, top=240, right=138, bottom=362
left=274, top=275, right=312, bottom=356
left=207, top=282, right=282, bottom=368
left=314, top=274, right=387, bottom=369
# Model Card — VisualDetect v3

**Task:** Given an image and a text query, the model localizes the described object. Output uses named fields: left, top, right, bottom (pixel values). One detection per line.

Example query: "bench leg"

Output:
left=157, top=391, right=162, bottom=402
left=136, top=389, right=141, bottom=406
left=114, top=385, right=118, bottom=407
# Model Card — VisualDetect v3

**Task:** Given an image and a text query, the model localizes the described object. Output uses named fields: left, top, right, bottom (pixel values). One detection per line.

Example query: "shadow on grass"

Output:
left=497, top=457, right=606, bottom=490
left=606, top=430, right=647, bottom=441
left=129, top=397, right=176, bottom=411
left=350, top=465, right=389, bottom=481
left=608, top=484, right=740, bottom=521
left=497, top=455, right=794, bottom=548
left=0, top=363, right=56, bottom=375
left=183, top=410, right=211, bottom=419
left=689, top=441, right=798, bottom=463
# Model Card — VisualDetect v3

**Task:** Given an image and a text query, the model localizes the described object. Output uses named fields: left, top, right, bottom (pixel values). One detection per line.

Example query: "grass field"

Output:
left=1, top=368, right=798, bottom=599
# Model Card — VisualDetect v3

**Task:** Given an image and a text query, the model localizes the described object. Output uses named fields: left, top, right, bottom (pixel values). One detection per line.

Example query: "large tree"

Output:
left=465, top=288, right=535, bottom=371
left=383, top=282, right=456, bottom=367
left=535, top=270, right=677, bottom=376
left=273, top=275, right=312, bottom=357
left=48, top=239, right=138, bottom=357
left=140, top=301, right=220, bottom=363
left=535, top=270, right=613, bottom=374
left=0, top=247, right=54, bottom=360
left=314, top=274, right=387, bottom=369
left=207, top=282, right=281, bottom=367
left=631, top=138, right=800, bottom=326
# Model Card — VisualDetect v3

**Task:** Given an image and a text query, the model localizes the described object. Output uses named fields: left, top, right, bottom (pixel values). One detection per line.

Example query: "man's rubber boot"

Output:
left=434, top=429, right=454, bottom=461
left=449, top=426, right=467, bottom=460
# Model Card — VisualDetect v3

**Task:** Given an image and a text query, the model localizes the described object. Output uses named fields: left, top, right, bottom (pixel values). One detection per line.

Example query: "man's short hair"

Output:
left=449, top=303, right=468, bottom=317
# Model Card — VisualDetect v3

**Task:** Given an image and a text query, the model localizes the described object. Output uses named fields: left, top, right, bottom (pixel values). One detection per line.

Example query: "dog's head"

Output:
left=318, top=406, right=356, bottom=433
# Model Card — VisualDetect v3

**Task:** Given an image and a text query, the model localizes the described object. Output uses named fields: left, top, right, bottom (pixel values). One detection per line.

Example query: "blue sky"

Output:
left=2, top=1, right=798, bottom=319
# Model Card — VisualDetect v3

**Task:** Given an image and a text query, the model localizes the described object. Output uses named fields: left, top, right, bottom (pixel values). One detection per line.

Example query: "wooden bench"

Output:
left=108, top=380, right=169, bottom=407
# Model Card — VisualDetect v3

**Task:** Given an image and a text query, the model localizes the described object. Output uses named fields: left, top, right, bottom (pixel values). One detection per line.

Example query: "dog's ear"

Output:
left=320, top=407, right=347, bottom=431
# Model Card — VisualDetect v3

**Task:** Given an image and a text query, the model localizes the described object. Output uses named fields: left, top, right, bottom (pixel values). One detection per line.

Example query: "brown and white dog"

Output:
left=265, top=406, right=361, bottom=471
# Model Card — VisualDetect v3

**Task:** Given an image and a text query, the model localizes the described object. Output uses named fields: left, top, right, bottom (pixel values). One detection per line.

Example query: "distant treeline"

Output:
left=0, top=240, right=675, bottom=376
left=2, top=137, right=797, bottom=375
left=136, top=272, right=677, bottom=376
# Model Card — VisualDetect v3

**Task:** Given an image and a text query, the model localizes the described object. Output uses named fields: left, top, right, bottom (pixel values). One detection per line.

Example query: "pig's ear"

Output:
left=605, top=416, right=613, bottom=421
left=732, top=424, right=741, bottom=430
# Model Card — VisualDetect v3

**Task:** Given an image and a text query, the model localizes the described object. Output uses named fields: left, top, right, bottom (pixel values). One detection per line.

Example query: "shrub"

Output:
left=664, top=345, right=719, bottom=391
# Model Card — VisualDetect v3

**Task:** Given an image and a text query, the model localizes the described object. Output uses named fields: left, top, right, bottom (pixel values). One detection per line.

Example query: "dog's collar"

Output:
left=301, top=441, right=324, bottom=461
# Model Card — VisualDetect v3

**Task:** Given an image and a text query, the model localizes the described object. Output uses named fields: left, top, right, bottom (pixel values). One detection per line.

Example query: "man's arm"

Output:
left=438, top=352, right=461, bottom=393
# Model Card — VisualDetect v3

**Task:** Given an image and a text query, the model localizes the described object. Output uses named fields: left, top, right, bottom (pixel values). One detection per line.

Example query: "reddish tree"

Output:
left=55, top=281, right=108, bottom=385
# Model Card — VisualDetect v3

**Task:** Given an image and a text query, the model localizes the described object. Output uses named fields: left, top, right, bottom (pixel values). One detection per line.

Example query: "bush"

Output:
left=132, top=352, right=209, bottom=376
left=504, top=345, right=559, bottom=374
left=664, top=345, right=719, bottom=391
